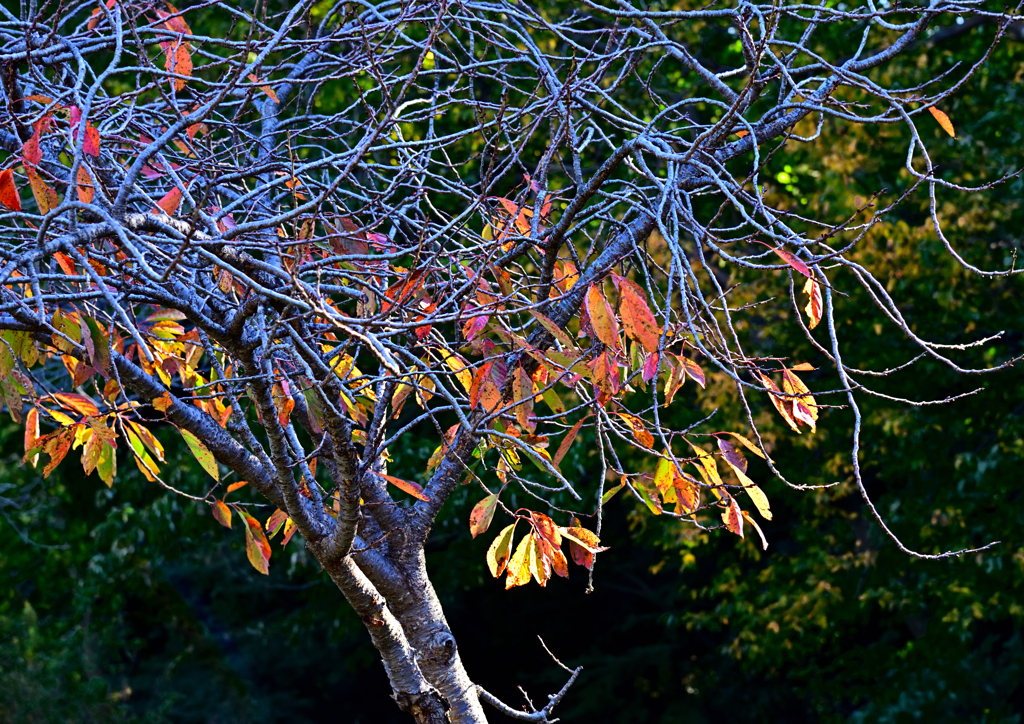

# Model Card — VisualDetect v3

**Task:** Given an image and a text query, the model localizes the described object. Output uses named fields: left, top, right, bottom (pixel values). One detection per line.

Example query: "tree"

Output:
left=0, top=0, right=1019, bottom=721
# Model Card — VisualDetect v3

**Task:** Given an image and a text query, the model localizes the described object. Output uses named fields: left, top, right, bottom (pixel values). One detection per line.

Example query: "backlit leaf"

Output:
left=27, top=169, right=58, bottom=214
left=586, top=283, right=620, bottom=351
left=616, top=277, right=662, bottom=353
left=0, top=169, right=21, bottom=211
left=552, top=417, right=585, bottom=467
left=469, top=493, right=498, bottom=538
left=678, top=355, right=705, bottom=388
left=617, top=413, right=654, bottom=448
left=179, top=427, right=219, bottom=480
left=770, top=247, right=811, bottom=278
left=155, top=186, right=182, bottom=216
left=212, top=501, right=232, bottom=528
left=486, top=521, right=517, bottom=577
left=374, top=471, right=429, bottom=501
left=505, top=531, right=534, bottom=588
left=928, top=106, right=955, bottom=138
left=76, top=166, right=95, bottom=204
left=722, top=497, right=744, bottom=537
left=239, top=510, right=271, bottom=575
left=759, top=372, right=800, bottom=433
left=803, top=277, right=822, bottom=329
left=742, top=511, right=769, bottom=550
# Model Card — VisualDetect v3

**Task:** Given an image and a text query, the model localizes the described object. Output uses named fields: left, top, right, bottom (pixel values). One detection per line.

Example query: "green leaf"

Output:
left=179, top=427, right=219, bottom=480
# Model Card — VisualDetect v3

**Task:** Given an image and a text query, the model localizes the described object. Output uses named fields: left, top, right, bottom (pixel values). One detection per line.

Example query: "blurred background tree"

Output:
left=2, top=5, right=1023, bottom=724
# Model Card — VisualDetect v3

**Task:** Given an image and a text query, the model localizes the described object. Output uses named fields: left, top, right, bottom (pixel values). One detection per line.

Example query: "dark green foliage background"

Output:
left=3, top=9, right=1024, bottom=724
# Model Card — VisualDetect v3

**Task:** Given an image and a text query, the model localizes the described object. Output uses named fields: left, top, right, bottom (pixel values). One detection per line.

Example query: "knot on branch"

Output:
left=394, top=688, right=450, bottom=724
left=425, top=629, right=458, bottom=666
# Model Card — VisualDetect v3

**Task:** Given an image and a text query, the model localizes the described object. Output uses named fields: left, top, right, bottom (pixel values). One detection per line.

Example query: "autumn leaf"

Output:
left=373, top=471, right=429, bottom=501
left=212, top=500, right=232, bottom=528
left=617, top=412, right=654, bottom=448
left=742, top=511, right=769, bottom=550
left=722, top=497, right=744, bottom=537
left=26, top=169, right=58, bottom=214
left=586, top=283, right=620, bottom=351
left=782, top=367, right=818, bottom=432
left=505, top=532, right=534, bottom=588
left=24, top=407, right=39, bottom=468
left=512, top=364, right=535, bottom=433
left=717, top=437, right=746, bottom=473
left=486, top=521, right=517, bottom=577
left=247, top=73, right=279, bottom=103
left=239, top=509, right=271, bottom=575
left=552, top=417, right=585, bottom=467
left=76, top=166, right=95, bottom=204
left=0, top=169, right=21, bottom=211
left=265, top=509, right=289, bottom=538
left=633, top=477, right=663, bottom=515
left=155, top=186, right=182, bottom=215
left=179, top=427, right=219, bottom=480
left=530, top=511, right=562, bottom=549
left=761, top=242, right=811, bottom=278
left=720, top=431, right=768, bottom=460
left=162, top=39, right=193, bottom=91
left=803, top=277, right=822, bottom=329
left=53, top=392, right=99, bottom=418
left=562, top=522, right=607, bottom=570
left=758, top=372, right=800, bottom=433
left=678, top=355, right=705, bottom=388
left=469, top=493, right=498, bottom=538
left=928, top=106, right=955, bottom=138
left=615, top=277, right=662, bottom=353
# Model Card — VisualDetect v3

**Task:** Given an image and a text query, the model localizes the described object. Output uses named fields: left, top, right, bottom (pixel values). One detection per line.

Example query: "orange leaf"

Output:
left=162, top=40, right=193, bottom=91
left=469, top=493, right=498, bottom=538
left=226, top=480, right=249, bottom=494
left=803, top=277, right=822, bottom=329
left=76, top=166, right=95, bottom=204
left=0, top=169, right=21, bottom=211
left=617, top=412, right=654, bottom=448
left=24, top=407, right=39, bottom=468
left=211, top=500, right=232, bottom=528
left=928, top=106, right=955, bottom=138
left=247, top=74, right=280, bottom=103
left=374, top=471, right=429, bottom=501
left=586, top=283, right=620, bottom=350
left=552, top=417, right=585, bottom=467
left=155, top=186, right=182, bottom=215
left=26, top=168, right=58, bottom=214
left=53, top=392, right=99, bottom=418
left=530, top=511, right=562, bottom=549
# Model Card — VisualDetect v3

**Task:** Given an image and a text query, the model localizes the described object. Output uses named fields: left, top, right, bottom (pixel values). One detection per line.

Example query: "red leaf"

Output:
left=0, top=169, right=21, bottom=212
left=614, top=276, right=661, bottom=353
left=770, top=247, right=811, bottom=278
